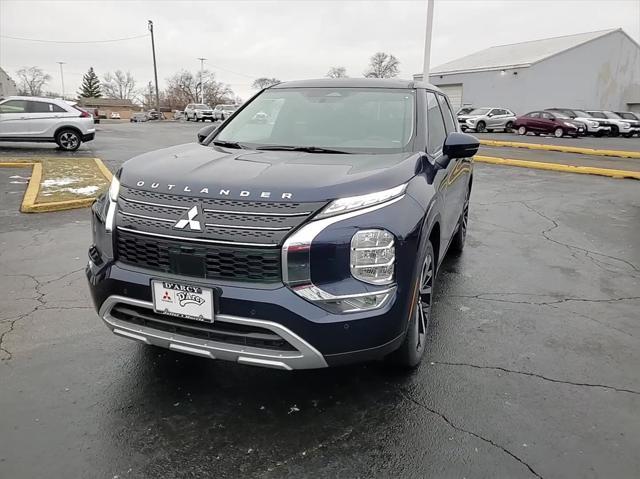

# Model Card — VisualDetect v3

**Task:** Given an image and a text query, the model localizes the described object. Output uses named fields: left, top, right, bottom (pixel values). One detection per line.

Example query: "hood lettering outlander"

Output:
left=135, top=180, right=293, bottom=199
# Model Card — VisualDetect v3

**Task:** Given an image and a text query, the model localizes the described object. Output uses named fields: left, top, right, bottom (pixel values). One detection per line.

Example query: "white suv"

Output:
left=0, top=96, right=95, bottom=151
left=184, top=103, right=215, bottom=122
left=213, top=104, right=238, bottom=121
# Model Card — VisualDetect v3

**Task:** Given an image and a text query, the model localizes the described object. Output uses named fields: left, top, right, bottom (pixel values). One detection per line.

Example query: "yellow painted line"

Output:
left=475, top=155, right=640, bottom=180
left=94, top=158, right=113, bottom=181
left=21, top=163, right=43, bottom=213
left=479, top=139, right=640, bottom=159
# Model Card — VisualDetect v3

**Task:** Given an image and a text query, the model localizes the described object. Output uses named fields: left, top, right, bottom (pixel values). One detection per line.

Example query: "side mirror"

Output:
left=441, top=132, right=479, bottom=164
left=197, top=123, right=218, bottom=144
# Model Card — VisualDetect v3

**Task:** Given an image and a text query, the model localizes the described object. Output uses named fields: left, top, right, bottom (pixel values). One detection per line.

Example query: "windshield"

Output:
left=619, top=112, right=637, bottom=120
left=195, top=104, right=210, bottom=109
left=214, top=87, right=416, bottom=153
left=573, top=110, right=591, bottom=117
left=551, top=111, right=570, bottom=119
left=588, top=111, right=606, bottom=119
left=468, top=108, right=490, bottom=116
left=603, top=111, right=621, bottom=119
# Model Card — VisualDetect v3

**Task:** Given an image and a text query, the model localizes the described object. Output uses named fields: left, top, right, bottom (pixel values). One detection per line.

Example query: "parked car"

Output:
left=87, top=78, right=479, bottom=370
left=110, top=112, right=121, bottom=119
left=130, top=112, right=148, bottom=122
left=184, top=103, right=215, bottom=122
left=147, top=110, right=164, bottom=120
left=0, top=96, right=95, bottom=151
left=612, top=111, right=640, bottom=137
left=514, top=110, right=583, bottom=137
left=546, top=108, right=611, bottom=137
left=457, top=107, right=516, bottom=133
left=586, top=110, right=638, bottom=137
left=213, top=104, right=238, bottom=121
left=543, top=110, right=587, bottom=136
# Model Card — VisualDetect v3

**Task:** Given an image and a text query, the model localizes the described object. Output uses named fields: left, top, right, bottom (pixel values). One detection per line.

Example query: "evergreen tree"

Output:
left=79, top=67, right=102, bottom=97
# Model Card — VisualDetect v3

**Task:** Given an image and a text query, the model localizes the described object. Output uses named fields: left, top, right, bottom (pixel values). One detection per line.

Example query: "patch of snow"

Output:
left=65, top=186, right=100, bottom=195
left=42, top=177, right=76, bottom=187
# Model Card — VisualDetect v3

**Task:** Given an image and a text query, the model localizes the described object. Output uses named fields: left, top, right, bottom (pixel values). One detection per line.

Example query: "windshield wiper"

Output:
left=212, top=140, right=246, bottom=149
left=256, top=145, right=351, bottom=154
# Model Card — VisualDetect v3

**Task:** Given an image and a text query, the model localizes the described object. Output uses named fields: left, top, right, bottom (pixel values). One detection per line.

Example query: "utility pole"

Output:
left=197, top=57, right=207, bottom=103
left=148, top=20, right=160, bottom=112
left=56, top=61, right=66, bottom=99
left=422, top=0, right=435, bottom=82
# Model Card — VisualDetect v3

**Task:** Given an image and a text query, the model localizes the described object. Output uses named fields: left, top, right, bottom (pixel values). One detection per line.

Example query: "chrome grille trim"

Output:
left=120, top=211, right=175, bottom=223
left=204, top=223, right=291, bottom=231
left=203, top=208, right=311, bottom=217
left=121, top=196, right=189, bottom=210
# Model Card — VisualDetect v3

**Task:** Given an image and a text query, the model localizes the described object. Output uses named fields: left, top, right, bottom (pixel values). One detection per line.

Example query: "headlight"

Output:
left=108, top=176, right=120, bottom=202
left=467, top=119, right=476, bottom=124
left=589, top=121, right=599, bottom=127
left=315, top=184, right=406, bottom=219
left=350, top=229, right=395, bottom=285
left=621, top=122, right=630, bottom=128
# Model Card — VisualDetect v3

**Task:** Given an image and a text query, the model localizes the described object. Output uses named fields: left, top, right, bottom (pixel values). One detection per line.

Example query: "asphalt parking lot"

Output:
left=1, top=123, right=639, bottom=478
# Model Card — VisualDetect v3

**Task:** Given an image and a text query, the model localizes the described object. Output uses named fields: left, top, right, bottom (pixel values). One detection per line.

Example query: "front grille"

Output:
left=111, top=303, right=296, bottom=351
left=114, top=187, right=327, bottom=282
left=116, top=230, right=281, bottom=282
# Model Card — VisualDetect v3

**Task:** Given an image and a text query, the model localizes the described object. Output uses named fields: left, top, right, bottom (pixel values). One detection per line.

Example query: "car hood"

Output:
left=119, top=143, right=422, bottom=203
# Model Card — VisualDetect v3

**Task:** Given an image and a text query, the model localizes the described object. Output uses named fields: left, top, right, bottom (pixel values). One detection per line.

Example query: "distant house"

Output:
left=77, top=97, right=141, bottom=119
left=0, top=68, right=18, bottom=97
left=414, top=28, right=640, bottom=114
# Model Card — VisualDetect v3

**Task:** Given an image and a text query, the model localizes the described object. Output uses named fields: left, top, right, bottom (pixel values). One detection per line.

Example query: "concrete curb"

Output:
left=479, top=139, right=640, bottom=159
left=475, top=155, right=640, bottom=180
left=0, top=157, right=113, bottom=213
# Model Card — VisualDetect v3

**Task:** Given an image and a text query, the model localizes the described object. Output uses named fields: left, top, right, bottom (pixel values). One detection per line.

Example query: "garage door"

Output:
left=437, top=84, right=463, bottom=110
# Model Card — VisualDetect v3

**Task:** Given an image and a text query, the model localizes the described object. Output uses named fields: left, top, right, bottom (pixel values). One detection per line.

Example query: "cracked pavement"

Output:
left=1, top=123, right=639, bottom=478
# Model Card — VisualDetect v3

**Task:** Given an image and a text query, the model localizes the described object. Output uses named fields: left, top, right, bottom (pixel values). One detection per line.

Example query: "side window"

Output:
left=528, top=112, right=540, bottom=118
left=541, top=112, right=553, bottom=120
left=426, top=91, right=447, bottom=155
left=436, top=94, right=456, bottom=134
left=0, top=100, right=28, bottom=113
left=30, top=102, right=64, bottom=113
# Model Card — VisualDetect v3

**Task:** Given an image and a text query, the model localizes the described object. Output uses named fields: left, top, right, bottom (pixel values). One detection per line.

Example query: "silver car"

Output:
left=458, top=107, right=517, bottom=133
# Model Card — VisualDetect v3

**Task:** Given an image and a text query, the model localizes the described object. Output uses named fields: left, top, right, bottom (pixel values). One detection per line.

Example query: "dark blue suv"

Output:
left=86, top=79, right=479, bottom=370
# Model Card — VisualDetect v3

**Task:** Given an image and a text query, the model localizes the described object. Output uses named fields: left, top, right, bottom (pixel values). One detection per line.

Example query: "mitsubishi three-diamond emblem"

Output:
left=174, top=205, right=202, bottom=231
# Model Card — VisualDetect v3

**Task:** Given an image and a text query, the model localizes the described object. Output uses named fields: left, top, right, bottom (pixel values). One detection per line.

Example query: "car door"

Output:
left=438, top=92, right=470, bottom=231
left=27, top=100, right=71, bottom=137
left=488, top=109, right=503, bottom=128
left=526, top=112, right=542, bottom=132
left=426, top=91, right=458, bottom=248
left=0, top=99, right=31, bottom=137
left=539, top=112, right=557, bottom=134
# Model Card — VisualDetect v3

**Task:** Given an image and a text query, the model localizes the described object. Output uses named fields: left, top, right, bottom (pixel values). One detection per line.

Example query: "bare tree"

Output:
left=16, top=66, right=51, bottom=96
left=364, top=52, right=400, bottom=79
left=102, top=70, right=137, bottom=99
left=252, top=77, right=280, bottom=89
left=165, top=70, right=234, bottom=109
left=326, top=67, right=348, bottom=78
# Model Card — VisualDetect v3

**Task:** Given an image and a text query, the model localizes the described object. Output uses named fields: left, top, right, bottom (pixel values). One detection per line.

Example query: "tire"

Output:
left=387, top=241, right=434, bottom=368
left=610, top=126, right=619, bottom=137
left=554, top=127, right=564, bottom=138
left=55, top=129, right=81, bottom=151
left=517, top=126, right=527, bottom=135
left=505, top=121, right=514, bottom=132
left=450, top=188, right=470, bottom=254
left=475, top=121, right=486, bottom=133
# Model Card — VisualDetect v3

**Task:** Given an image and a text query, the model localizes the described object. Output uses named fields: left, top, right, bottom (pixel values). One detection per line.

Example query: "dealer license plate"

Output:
left=152, top=280, right=214, bottom=322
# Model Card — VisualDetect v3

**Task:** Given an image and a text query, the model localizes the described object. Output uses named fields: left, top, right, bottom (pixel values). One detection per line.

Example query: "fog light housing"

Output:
left=293, top=285, right=395, bottom=314
left=350, top=229, right=395, bottom=285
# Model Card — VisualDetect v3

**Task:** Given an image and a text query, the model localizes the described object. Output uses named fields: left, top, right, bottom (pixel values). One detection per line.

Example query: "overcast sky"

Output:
left=1, top=0, right=639, bottom=101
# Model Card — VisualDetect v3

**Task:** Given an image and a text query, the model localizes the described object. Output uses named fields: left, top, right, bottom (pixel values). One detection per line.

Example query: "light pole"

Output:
left=197, top=57, right=207, bottom=103
left=422, top=0, right=435, bottom=82
left=148, top=20, right=160, bottom=112
left=57, top=61, right=66, bottom=99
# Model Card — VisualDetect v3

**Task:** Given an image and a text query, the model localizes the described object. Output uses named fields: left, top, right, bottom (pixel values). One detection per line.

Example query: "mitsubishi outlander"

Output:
left=86, top=79, right=479, bottom=370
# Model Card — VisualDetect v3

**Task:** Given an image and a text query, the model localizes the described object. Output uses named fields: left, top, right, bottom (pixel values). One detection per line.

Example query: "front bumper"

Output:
left=586, top=125, right=611, bottom=134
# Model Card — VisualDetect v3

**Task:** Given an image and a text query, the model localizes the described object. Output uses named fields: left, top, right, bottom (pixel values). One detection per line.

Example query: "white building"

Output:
left=414, top=29, right=640, bottom=114
left=0, top=68, right=18, bottom=97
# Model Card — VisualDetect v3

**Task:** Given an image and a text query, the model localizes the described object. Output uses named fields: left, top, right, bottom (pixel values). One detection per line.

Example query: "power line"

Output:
left=0, top=33, right=149, bottom=44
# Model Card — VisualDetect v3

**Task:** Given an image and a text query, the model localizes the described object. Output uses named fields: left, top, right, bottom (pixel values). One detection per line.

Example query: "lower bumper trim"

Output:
left=100, top=295, right=328, bottom=369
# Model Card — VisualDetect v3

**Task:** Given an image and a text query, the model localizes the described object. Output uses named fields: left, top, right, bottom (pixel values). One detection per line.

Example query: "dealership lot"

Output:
left=1, top=123, right=639, bottom=478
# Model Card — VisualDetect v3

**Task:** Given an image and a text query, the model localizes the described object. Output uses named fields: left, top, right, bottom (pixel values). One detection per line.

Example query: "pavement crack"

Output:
left=432, top=361, right=640, bottom=396
left=520, top=201, right=639, bottom=274
left=450, top=292, right=640, bottom=307
left=401, top=391, right=543, bottom=478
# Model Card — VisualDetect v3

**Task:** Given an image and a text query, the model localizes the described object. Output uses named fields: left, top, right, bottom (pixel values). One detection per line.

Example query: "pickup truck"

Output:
left=87, top=78, right=479, bottom=370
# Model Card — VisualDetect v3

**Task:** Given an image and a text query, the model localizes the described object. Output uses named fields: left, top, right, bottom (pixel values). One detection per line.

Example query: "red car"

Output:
left=514, top=111, right=584, bottom=138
